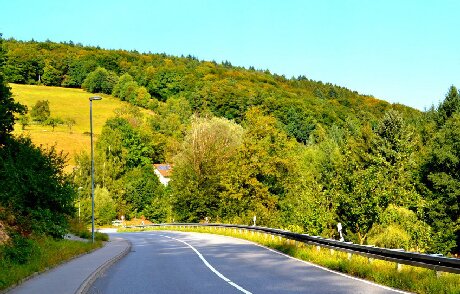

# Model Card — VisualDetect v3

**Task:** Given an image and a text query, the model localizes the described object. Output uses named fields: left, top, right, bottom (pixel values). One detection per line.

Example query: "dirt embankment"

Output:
left=0, top=221, right=9, bottom=244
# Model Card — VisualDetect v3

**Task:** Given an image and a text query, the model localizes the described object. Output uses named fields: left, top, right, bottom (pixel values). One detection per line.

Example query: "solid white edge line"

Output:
left=249, top=241, right=411, bottom=294
left=160, top=234, right=252, bottom=294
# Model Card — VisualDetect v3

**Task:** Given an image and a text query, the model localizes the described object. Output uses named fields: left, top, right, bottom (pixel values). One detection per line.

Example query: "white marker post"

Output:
left=253, top=215, right=256, bottom=226
left=337, top=222, right=344, bottom=241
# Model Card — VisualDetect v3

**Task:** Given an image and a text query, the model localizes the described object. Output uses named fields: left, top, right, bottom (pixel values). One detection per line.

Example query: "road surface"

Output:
left=88, top=231, right=405, bottom=294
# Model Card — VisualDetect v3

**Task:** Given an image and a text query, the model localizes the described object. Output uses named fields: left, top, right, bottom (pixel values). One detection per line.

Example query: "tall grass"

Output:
left=121, top=226, right=460, bottom=294
left=0, top=236, right=101, bottom=291
left=10, top=84, right=132, bottom=169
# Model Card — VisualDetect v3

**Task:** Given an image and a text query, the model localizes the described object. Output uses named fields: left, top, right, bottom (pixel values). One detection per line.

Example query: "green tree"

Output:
left=94, top=186, right=117, bottom=225
left=0, top=80, right=26, bottom=142
left=436, top=85, right=460, bottom=126
left=119, top=81, right=139, bottom=102
left=82, top=67, right=118, bottom=94
left=45, top=117, right=63, bottom=131
left=122, top=165, right=164, bottom=219
left=19, top=114, right=30, bottom=130
left=62, top=57, right=97, bottom=88
left=112, top=73, right=134, bottom=98
left=335, top=111, right=420, bottom=244
left=30, top=100, right=50, bottom=123
left=280, top=132, right=342, bottom=236
left=171, top=115, right=243, bottom=222
left=276, top=106, right=316, bottom=144
left=134, top=86, right=151, bottom=107
left=0, top=34, right=26, bottom=143
left=41, top=63, right=62, bottom=86
left=220, top=108, right=298, bottom=226
left=65, top=117, right=76, bottom=133
left=147, top=69, right=184, bottom=101
left=422, top=113, right=460, bottom=254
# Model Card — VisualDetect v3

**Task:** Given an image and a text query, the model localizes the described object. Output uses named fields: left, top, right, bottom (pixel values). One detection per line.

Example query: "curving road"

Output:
left=88, top=231, right=406, bottom=294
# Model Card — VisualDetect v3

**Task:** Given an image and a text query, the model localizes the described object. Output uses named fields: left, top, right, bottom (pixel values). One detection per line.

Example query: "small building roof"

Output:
left=153, top=164, right=173, bottom=178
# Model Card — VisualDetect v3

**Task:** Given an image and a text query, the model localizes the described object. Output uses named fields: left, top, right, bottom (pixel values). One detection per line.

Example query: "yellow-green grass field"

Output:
left=10, top=84, right=130, bottom=171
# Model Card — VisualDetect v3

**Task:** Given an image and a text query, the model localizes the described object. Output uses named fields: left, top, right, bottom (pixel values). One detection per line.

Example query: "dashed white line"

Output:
left=160, top=234, right=252, bottom=294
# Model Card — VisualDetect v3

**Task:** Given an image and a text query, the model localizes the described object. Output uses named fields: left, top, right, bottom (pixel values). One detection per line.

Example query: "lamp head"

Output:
left=89, top=96, right=102, bottom=101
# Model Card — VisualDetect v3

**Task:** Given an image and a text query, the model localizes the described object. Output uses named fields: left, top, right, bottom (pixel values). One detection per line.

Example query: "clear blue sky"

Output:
left=1, top=0, right=459, bottom=110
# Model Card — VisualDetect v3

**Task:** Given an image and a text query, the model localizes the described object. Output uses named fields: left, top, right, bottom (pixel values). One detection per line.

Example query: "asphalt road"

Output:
left=88, top=231, right=405, bottom=294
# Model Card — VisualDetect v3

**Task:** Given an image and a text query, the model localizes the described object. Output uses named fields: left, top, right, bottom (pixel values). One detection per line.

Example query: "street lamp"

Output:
left=77, top=187, right=82, bottom=222
left=89, top=96, right=102, bottom=242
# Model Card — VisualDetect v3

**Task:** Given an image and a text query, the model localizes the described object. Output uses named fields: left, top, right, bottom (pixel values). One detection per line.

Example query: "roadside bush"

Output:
left=367, top=205, right=432, bottom=252
left=95, top=232, right=109, bottom=241
left=367, top=224, right=410, bottom=250
left=0, top=136, right=75, bottom=238
left=2, top=234, right=40, bottom=264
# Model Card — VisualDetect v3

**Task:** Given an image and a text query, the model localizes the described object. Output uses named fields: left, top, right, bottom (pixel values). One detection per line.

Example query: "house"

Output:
left=153, top=164, right=173, bottom=186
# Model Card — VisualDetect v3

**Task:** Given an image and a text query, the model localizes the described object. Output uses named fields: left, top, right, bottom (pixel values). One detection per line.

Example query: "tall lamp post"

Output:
left=89, top=96, right=102, bottom=242
left=77, top=187, right=82, bottom=222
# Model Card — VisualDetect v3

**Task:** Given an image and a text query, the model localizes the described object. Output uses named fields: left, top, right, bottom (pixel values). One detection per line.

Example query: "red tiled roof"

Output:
left=153, top=164, right=173, bottom=177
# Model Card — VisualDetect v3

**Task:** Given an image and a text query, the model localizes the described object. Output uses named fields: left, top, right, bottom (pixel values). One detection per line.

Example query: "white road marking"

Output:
left=159, top=234, right=252, bottom=294
left=145, top=231, right=409, bottom=294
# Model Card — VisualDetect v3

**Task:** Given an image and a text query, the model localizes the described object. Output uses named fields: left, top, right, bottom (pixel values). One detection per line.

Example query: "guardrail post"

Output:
left=316, top=246, right=321, bottom=252
left=396, top=263, right=403, bottom=272
left=347, top=253, right=352, bottom=261
left=330, top=249, right=334, bottom=255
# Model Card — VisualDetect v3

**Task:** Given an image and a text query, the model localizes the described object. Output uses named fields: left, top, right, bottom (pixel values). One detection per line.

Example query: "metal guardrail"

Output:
left=124, top=223, right=460, bottom=274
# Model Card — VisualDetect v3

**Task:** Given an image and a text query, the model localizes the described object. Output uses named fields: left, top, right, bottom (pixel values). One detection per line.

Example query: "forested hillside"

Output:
left=2, top=39, right=419, bottom=133
left=3, top=38, right=459, bottom=255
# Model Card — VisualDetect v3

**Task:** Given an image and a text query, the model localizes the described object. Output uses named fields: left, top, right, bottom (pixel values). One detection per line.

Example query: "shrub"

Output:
left=0, top=136, right=75, bottom=238
left=368, top=224, right=410, bottom=250
left=30, top=100, right=50, bottom=123
left=2, top=234, right=39, bottom=264
left=95, top=232, right=109, bottom=242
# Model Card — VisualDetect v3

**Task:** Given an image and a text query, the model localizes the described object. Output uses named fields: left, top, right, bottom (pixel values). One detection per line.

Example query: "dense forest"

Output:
left=2, top=37, right=459, bottom=255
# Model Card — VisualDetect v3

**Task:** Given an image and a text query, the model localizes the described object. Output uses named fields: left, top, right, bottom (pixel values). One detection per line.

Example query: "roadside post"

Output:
left=89, top=96, right=102, bottom=242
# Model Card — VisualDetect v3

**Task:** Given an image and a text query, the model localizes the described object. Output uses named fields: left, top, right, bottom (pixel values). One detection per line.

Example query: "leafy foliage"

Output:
left=0, top=34, right=26, bottom=143
left=0, top=137, right=75, bottom=238
left=30, top=100, right=50, bottom=122
left=367, top=205, right=431, bottom=251
left=421, top=113, right=460, bottom=253
left=73, top=107, right=166, bottom=222
left=171, top=115, right=244, bottom=222
left=82, top=67, right=118, bottom=94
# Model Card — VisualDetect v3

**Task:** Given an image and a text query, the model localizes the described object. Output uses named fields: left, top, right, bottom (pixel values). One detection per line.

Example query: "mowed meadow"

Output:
left=10, top=84, right=129, bottom=170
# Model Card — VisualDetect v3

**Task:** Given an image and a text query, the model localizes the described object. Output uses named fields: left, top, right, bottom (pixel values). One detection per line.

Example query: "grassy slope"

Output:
left=0, top=237, right=101, bottom=291
left=10, top=84, right=130, bottom=170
